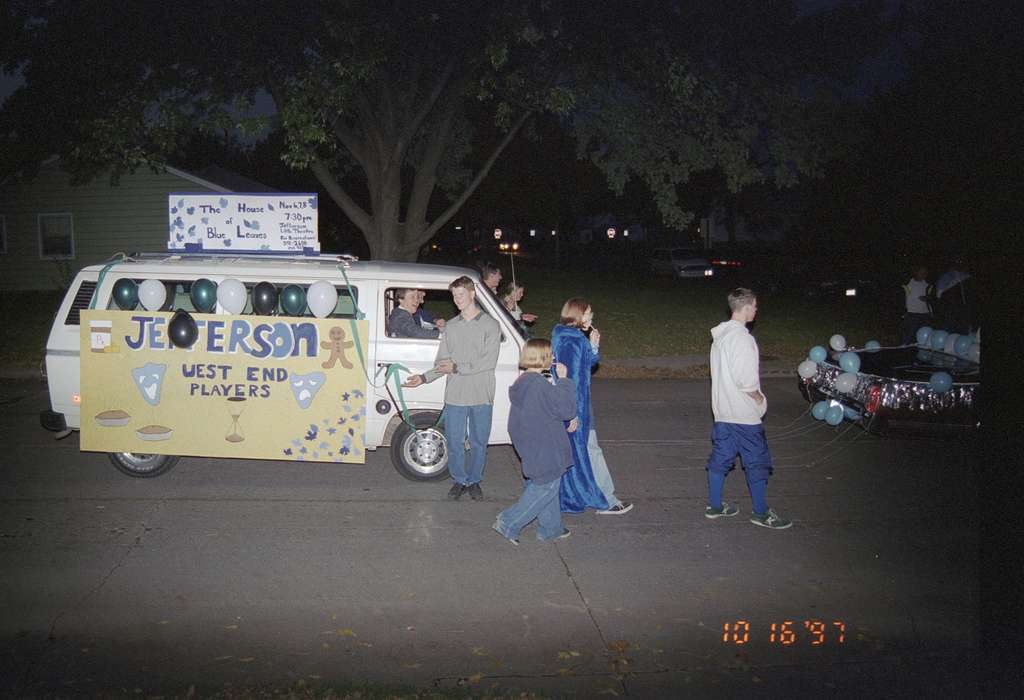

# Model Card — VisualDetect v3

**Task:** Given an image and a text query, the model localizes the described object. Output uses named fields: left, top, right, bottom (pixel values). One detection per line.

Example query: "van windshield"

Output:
left=478, top=283, right=527, bottom=341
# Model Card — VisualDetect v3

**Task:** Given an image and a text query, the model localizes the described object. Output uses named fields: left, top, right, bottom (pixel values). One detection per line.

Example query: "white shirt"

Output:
left=904, top=278, right=930, bottom=314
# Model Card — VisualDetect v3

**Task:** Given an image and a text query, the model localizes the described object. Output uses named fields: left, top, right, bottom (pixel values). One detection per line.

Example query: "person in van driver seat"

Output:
left=403, top=277, right=501, bottom=502
left=389, top=288, right=445, bottom=339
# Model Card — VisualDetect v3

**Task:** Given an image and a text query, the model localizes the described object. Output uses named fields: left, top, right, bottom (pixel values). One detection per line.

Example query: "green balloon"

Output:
left=280, top=284, right=307, bottom=316
left=112, top=278, right=138, bottom=310
left=190, top=278, right=218, bottom=313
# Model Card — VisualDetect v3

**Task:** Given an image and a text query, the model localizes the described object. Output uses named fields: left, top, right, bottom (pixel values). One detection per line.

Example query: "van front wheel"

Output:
left=390, top=412, right=449, bottom=482
left=108, top=452, right=180, bottom=478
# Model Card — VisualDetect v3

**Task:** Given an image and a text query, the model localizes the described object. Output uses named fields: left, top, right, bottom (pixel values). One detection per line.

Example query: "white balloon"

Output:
left=968, top=343, right=980, bottom=363
left=797, top=360, right=818, bottom=379
left=308, top=281, right=338, bottom=318
left=217, top=278, right=247, bottom=315
left=943, top=333, right=959, bottom=355
left=139, top=278, right=167, bottom=311
left=836, top=371, right=858, bottom=394
left=829, top=334, right=847, bottom=351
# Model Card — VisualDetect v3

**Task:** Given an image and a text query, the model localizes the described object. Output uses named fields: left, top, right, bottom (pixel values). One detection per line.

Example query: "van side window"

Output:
left=102, top=280, right=358, bottom=318
left=384, top=287, right=446, bottom=339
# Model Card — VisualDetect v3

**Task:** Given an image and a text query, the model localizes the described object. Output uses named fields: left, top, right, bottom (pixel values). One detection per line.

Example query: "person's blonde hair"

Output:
left=727, top=288, right=757, bottom=312
left=449, top=276, right=476, bottom=293
left=519, top=338, right=553, bottom=370
left=559, top=297, right=590, bottom=328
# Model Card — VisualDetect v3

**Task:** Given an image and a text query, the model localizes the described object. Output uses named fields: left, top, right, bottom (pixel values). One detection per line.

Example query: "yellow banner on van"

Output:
left=80, top=310, right=369, bottom=464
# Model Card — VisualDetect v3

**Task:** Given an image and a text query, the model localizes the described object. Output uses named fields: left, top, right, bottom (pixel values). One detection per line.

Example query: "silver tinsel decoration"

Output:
left=808, top=357, right=977, bottom=416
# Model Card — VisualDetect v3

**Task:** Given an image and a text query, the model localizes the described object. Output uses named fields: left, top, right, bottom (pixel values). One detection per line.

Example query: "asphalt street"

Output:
left=0, top=376, right=983, bottom=698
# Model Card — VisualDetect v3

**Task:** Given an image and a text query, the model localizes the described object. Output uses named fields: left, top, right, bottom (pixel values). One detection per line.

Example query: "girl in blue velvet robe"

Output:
left=551, top=298, right=634, bottom=515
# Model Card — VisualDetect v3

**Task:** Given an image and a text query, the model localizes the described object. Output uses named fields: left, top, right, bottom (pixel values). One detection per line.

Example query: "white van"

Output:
left=40, top=252, right=526, bottom=480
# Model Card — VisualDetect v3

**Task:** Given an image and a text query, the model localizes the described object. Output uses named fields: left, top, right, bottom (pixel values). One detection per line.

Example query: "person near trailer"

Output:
left=704, top=287, right=791, bottom=529
left=402, top=276, right=500, bottom=501
left=493, top=338, right=578, bottom=545
left=551, top=297, right=633, bottom=515
left=900, top=265, right=933, bottom=345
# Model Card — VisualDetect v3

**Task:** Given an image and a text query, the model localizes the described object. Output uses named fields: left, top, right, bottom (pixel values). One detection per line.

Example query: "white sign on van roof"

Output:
left=168, top=193, right=320, bottom=255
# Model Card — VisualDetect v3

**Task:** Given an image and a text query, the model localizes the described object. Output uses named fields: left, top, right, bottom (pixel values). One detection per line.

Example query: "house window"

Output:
left=0, top=216, right=6, bottom=254
left=38, top=213, right=75, bottom=259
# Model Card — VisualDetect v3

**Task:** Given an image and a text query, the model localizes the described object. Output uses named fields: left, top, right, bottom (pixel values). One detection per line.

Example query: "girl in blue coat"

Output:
left=551, top=298, right=633, bottom=515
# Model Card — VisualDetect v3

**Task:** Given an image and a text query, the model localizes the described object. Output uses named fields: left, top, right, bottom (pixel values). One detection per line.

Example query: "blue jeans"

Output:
left=494, top=476, right=563, bottom=541
left=444, top=403, right=492, bottom=486
left=587, top=430, right=622, bottom=508
left=706, top=422, right=773, bottom=514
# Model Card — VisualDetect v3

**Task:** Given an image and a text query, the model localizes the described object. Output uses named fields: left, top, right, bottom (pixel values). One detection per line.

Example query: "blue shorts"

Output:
left=706, top=422, right=773, bottom=481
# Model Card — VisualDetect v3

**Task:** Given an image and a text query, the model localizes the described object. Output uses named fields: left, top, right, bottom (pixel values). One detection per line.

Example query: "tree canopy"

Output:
left=1, top=0, right=885, bottom=260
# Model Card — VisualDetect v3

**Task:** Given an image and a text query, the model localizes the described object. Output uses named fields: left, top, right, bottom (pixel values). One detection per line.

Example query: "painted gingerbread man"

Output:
left=320, top=326, right=354, bottom=369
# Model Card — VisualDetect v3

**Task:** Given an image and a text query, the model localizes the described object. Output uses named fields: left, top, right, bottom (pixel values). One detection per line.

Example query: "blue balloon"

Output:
left=915, top=326, right=933, bottom=346
left=953, top=335, right=972, bottom=357
left=929, top=330, right=948, bottom=351
left=929, top=371, right=953, bottom=393
left=865, top=340, right=881, bottom=352
left=811, top=401, right=829, bottom=420
left=843, top=405, right=862, bottom=421
left=839, top=351, right=861, bottom=373
left=825, top=405, right=844, bottom=426
left=809, top=346, right=827, bottom=363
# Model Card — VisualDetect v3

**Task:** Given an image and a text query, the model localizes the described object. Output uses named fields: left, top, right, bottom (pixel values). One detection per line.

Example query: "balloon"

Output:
left=838, top=351, right=861, bottom=373
left=836, top=371, right=858, bottom=394
left=217, top=278, right=247, bottom=315
left=112, top=278, right=138, bottom=310
left=825, top=405, right=844, bottom=426
left=916, top=326, right=933, bottom=346
left=968, top=343, right=980, bottom=363
left=190, top=278, right=218, bottom=313
left=811, top=401, right=829, bottom=420
left=280, top=284, right=307, bottom=316
left=829, top=334, right=847, bottom=351
left=916, top=348, right=932, bottom=363
left=929, top=371, right=953, bottom=393
left=943, top=333, right=960, bottom=355
left=168, top=309, right=198, bottom=349
left=252, top=281, right=278, bottom=316
left=953, top=335, right=972, bottom=357
left=843, top=405, right=862, bottom=421
left=865, top=340, right=881, bottom=352
left=808, top=346, right=827, bottom=363
left=798, top=360, right=818, bottom=379
left=139, top=278, right=167, bottom=311
left=929, top=330, right=948, bottom=351
left=159, top=282, right=176, bottom=311
left=308, top=281, right=338, bottom=318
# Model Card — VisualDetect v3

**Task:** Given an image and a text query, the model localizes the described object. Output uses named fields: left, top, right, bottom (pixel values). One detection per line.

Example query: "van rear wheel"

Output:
left=390, top=412, right=449, bottom=482
left=108, top=452, right=180, bottom=478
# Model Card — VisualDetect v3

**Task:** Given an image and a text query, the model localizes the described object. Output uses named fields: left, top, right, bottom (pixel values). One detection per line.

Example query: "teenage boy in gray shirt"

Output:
left=403, top=276, right=501, bottom=501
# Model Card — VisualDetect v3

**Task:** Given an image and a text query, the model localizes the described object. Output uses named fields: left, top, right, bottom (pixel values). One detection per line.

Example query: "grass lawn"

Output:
left=3, top=266, right=898, bottom=376
left=512, top=266, right=899, bottom=364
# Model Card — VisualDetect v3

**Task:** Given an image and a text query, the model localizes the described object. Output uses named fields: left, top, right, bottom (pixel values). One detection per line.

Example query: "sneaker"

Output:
left=705, top=503, right=739, bottom=519
left=492, top=525, right=519, bottom=546
left=596, top=502, right=633, bottom=515
left=750, top=509, right=792, bottom=530
left=555, top=529, right=571, bottom=540
left=467, top=483, right=484, bottom=501
left=447, top=483, right=466, bottom=500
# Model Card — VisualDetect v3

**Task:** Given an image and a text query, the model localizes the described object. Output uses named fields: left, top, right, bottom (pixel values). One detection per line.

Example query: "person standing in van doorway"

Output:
left=705, top=288, right=791, bottom=529
left=403, top=276, right=501, bottom=501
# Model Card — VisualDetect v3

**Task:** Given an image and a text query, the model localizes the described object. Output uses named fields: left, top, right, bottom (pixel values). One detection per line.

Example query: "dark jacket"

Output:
left=507, top=372, right=578, bottom=483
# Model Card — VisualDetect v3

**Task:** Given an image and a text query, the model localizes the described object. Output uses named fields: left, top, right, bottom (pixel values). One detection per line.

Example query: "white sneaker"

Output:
left=596, top=502, right=633, bottom=515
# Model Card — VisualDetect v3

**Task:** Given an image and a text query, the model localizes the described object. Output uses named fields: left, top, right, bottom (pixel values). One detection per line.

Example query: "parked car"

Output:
left=648, top=248, right=714, bottom=278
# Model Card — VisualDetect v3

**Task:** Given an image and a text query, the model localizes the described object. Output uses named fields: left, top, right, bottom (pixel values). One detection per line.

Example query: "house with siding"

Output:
left=0, top=159, right=275, bottom=291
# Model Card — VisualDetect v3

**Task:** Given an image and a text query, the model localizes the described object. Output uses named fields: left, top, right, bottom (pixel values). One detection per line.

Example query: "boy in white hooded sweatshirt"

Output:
left=705, top=288, right=791, bottom=529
